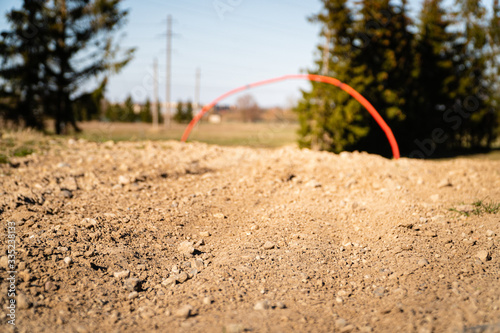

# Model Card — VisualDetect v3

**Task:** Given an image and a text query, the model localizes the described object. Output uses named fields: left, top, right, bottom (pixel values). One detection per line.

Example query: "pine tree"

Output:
left=140, top=99, right=153, bottom=123
left=174, top=101, right=184, bottom=123
left=0, top=0, right=134, bottom=134
left=0, top=0, right=49, bottom=130
left=185, top=101, right=194, bottom=123
left=122, top=95, right=136, bottom=122
left=350, top=0, right=415, bottom=155
left=449, top=0, right=498, bottom=149
left=410, top=0, right=456, bottom=146
left=295, top=0, right=362, bottom=152
left=296, top=0, right=416, bottom=155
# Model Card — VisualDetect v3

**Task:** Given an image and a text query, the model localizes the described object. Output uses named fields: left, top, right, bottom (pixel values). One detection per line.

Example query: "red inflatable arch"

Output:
left=181, top=74, right=400, bottom=160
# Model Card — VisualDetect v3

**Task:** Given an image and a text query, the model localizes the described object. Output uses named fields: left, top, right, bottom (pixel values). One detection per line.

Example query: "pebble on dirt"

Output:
left=178, top=241, right=196, bottom=256
left=476, top=250, right=491, bottom=262
left=124, top=278, right=142, bottom=292
left=63, top=257, right=73, bottom=266
left=254, top=300, right=270, bottom=310
left=175, top=304, right=194, bottom=319
left=114, top=270, right=130, bottom=279
left=263, top=241, right=275, bottom=250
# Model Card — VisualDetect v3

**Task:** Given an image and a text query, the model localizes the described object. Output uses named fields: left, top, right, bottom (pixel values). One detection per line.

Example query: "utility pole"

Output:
left=322, top=28, right=330, bottom=76
left=195, top=67, right=201, bottom=111
left=165, top=14, right=172, bottom=128
left=153, top=58, right=159, bottom=130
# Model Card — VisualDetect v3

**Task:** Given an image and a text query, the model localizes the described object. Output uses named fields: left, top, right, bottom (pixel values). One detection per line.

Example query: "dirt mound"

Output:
left=1, top=139, right=499, bottom=332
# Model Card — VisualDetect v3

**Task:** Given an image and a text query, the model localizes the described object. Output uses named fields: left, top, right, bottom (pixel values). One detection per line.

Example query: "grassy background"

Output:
left=77, top=121, right=299, bottom=148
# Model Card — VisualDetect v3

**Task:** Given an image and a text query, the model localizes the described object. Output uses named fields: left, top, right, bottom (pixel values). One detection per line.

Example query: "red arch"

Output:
left=181, top=74, right=400, bottom=160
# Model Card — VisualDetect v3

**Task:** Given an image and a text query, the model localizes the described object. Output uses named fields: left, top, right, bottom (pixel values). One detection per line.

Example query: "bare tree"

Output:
left=236, top=94, right=261, bottom=122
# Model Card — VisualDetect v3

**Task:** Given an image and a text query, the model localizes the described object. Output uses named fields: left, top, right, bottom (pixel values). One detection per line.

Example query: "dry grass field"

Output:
left=77, top=121, right=299, bottom=148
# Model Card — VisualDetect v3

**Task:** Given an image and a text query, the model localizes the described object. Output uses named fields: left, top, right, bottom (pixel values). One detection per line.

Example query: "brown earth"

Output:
left=1, top=137, right=499, bottom=333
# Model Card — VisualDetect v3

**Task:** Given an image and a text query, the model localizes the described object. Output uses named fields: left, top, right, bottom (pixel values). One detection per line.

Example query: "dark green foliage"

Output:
left=74, top=78, right=107, bottom=121
left=140, top=99, right=153, bottom=123
left=0, top=0, right=48, bottom=130
left=104, top=95, right=138, bottom=122
left=296, top=0, right=500, bottom=157
left=174, top=101, right=194, bottom=123
left=0, top=0, right=134, bottom=134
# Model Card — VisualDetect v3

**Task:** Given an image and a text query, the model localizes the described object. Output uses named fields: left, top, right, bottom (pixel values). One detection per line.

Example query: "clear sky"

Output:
left=2, top=0, right=488, bottom=108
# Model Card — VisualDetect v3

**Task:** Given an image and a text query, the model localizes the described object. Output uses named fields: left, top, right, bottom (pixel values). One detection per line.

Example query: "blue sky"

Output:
left=1, top=0, right=485, bottom=108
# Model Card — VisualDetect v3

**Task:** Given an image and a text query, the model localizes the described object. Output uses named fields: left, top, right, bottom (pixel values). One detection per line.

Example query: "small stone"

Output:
left=203, top=296, right=214, bottom=305
left=455, top=205, right=475, bottom=213
left=45, top=280, right=57, bottom=292
left=114, top=270, right=130, bottom=279
left=75, top=326, right=89, bottom=333
left=19, top=270, right=31, bottom=282
left=0, top=256, right=8, bottom=269
left=61, top=177, right=78, bottom=191
left=124, top=278, right=142, bottom=292
left=337, top=290, right=349, bottom=297
left=174, top=304, right=193, bottom=319
left=63, top=257, right=73, bottom=266
left=263, top=241, right=275, bottom=250
left=192, top=258, right=204, bottom=270
left=199, top=231, right=211, bottom=237
left=161, top=276, right=177, bottom=287
left=305, top=180, right=322, bottom=188
left=177, top=272, right=189, bottom=284
left=59, top=189, right=73, bottom=198
left=335, top=296, right=344, bottom=304
left=418, top=259, right=430, bottom=267
left=254, top=300, right=270, bottom=310
left=341, top=325, right=355, bottom=333
left=118, top=175, right=130, bottom=185
left=224, top=324, right=245, bottom=333
left=127, top=291, right=139, bottom=300
left=81, top=218, right=98, bottom=228
left=373, top=287, right=386, bottom=297
left=486, top=230, right=495, bottom=237
left=17, top=293, right=31, bottom=310
left=335, top=318, right=348, bottom=328
left=178, top=241, right=195, bottom=256
left=276, top=302, right=286, bottom=309
left=213, top=213, right=225, bottom=219
left=437, top=179, right=452, bottom=188
left=360, top=326, right=373, bottom=333
left=430, top=194, right=440, bottom=202
left=476, top=250, right=491, bottom=262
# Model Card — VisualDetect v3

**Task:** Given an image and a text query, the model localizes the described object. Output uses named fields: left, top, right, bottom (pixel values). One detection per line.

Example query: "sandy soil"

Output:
left=1, top=138, right=499, bottom=333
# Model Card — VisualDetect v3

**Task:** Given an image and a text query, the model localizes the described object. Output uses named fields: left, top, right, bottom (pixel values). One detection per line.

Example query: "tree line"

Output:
left=296, top=0, right=500, bottom=157
left=0, top=0, right=134, bottom=134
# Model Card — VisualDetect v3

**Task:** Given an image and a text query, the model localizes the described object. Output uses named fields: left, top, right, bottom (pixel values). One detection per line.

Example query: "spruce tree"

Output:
left=350, top=0, right=415, bottom=155
left=140, top=99, right=153, bottom=123
left=295, top=0, right=362, bottom=152
left=0, top=0, right=134, bottom=134
left=174, top=101, right=184, bottom=123
left=185, top=101, right=194, bottom=123
left=449, top=0, right=498, bottom=149
left=411, top=0, right=456, bottom=146
left=0, top=0, right=49, bottom=130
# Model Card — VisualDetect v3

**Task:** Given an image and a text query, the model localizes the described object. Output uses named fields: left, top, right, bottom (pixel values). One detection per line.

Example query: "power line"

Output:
left=165, top=14, right=172, bottom=128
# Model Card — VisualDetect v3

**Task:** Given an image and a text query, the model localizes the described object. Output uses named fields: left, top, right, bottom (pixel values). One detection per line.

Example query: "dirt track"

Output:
left=1, top=138, right=499, bottom=333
